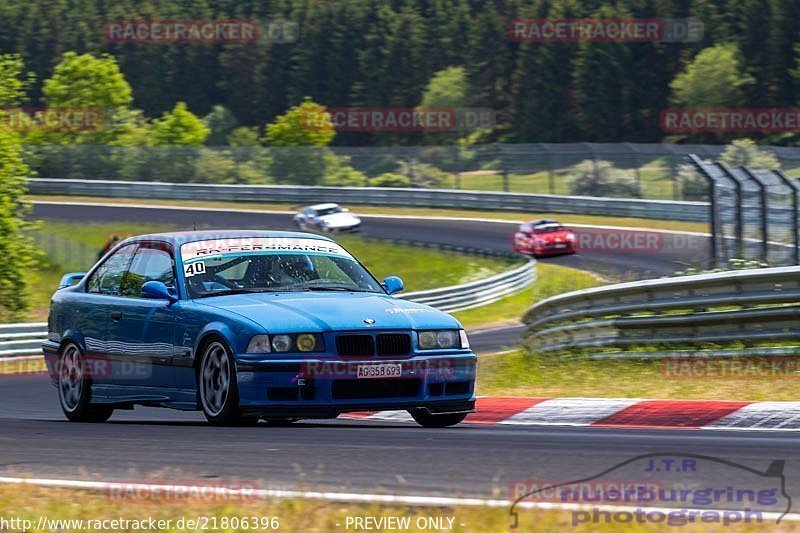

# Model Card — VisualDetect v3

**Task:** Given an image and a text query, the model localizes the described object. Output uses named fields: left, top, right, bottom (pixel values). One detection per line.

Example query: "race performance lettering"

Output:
left=180, top=238, right=353, bottom=276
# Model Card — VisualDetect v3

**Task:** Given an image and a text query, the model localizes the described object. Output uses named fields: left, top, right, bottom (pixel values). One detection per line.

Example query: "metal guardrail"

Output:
left=28, top=178, right=709, bottom=222
left=1, top=261, right=535, bottom=358
left=401, top=260, right=536, bottom=313
left=0, top=323, right=48, bottom=358
left=522, top=265, right=800, bottom=359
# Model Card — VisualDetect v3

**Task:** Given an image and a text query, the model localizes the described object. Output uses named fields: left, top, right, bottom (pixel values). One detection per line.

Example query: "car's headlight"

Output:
left=296, top=333, right=318, bottom=352
left=417, top=330, right=465, bottom=350
left=247, top=333, right=324, bottom=354
left=246, top=335, right=271, bottom=354
left=271, top=335, right=293, bottom=352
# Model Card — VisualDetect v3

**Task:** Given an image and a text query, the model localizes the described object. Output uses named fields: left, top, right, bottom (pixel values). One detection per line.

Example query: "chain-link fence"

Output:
left=690, top=155, right=800, bottom=268
left=25, top=143, right=800, bottom=202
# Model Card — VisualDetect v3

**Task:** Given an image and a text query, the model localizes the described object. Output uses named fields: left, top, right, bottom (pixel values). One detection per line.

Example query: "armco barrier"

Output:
left=28, top=178, right=709, bottom=222
left=0, top=323, right=48, bottom=358
left=523, top=265, right=800, bottom=359
left=2, top=261, right=535, bottom=358
left=400, top=260, right=536, bottom=313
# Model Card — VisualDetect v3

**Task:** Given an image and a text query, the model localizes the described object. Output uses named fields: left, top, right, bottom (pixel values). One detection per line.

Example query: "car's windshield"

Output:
left=533, top=224, right=564, bottom=234
left=316, top=206, right=343, bottom=217
left=181, top=237, right=383, bottom=298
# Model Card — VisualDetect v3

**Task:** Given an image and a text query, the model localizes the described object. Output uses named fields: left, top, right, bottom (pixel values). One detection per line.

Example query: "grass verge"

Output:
left=477, top=350, right=800, bottom=401
left=30, top=195, right=710, bottom=234
left=0, top=485, right=785, bottom=532
left=454, top=263, right=601, bottom=329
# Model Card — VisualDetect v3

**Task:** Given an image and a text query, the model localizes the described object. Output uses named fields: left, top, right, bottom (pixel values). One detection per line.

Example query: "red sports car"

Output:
left=513, top=219, right=577, bottom=257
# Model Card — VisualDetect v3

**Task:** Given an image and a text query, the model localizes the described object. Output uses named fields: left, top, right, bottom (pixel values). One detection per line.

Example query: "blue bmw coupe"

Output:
left=42, top=231, right=476, bottom=427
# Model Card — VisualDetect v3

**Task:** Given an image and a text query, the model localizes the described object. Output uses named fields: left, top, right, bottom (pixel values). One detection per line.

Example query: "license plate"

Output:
left=357, top=364, right=403, bottom=379
left=554, top=243, right=566, bottom=248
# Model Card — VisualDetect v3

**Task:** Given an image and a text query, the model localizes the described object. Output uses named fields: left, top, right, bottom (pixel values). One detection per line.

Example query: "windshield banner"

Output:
left=180, top=238, right=353, bottom=263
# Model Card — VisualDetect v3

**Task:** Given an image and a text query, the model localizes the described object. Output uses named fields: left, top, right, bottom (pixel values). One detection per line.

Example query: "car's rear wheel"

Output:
left=199, top=339, right=245, bottom=425
left=408, top=409, right=467, bottom=428
left=58, top=343, right=113, bottom=422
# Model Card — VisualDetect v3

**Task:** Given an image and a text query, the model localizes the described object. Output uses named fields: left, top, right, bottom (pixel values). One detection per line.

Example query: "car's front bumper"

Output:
left=234, top=352, right=476, bottom=417
left=327, top=223, right=361, bottom=233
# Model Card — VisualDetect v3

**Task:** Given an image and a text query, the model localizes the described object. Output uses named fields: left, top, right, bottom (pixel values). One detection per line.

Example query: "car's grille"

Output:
left=332, top=379, right=420, bottom=400
left=376, top=334, right=411, bottom=356
left=336, top=335, right=375, bottom=356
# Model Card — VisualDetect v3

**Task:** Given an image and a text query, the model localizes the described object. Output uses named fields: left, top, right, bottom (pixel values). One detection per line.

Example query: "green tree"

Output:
left=43, top=51, right=132, bottom=108
left=262, top=98, right=335, bottom=147
left=670, top=44, right=754, bottom=107
left=419, top=67, right=469, bottom=109
left=0, top=54, right=34, bottom=107
left=0, top=128, right=37, bottom=320
left=39, top=52, right=134, bottom=146
left=0, top=53, right=37, bottom=319
left=150, top=102, right=209, bottom=146
left=203, top=105, right=238, bottom=146
left=261, top=99, right=359, bottom=186
left=227, top=126, right=261, bottom=147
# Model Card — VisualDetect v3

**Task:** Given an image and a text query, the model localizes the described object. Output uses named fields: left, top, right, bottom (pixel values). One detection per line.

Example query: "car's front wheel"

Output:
left=198, top=339, right=246, bottom=425
left=408, top=409, right=468, bottom=428
left=58, top=343, right=113, bottom=422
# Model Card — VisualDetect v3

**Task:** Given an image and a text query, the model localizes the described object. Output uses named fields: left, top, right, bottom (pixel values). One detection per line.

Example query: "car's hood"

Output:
left=195, top=292, right=459, bottom=333
left=319, top=212, right=360, bottom=227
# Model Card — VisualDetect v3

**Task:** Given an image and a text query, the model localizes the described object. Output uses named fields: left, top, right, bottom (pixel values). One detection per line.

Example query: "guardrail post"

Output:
left=688, top=154, right=718, bottom=267
left=714, top=162, right=744, bottom=260
left=738, top=166, right=769, bottom=264
left=773, top=169, right=800, bottom=265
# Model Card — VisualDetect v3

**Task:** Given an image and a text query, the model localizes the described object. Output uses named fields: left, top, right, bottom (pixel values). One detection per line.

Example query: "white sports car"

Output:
left=293, top=203, right=362, bottom=233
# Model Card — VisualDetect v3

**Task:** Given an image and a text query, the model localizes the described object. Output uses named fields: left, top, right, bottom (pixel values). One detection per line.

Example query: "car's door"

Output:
left=107, top=242, right=178, bottom=392
left=81, top=243, right=138, bottom=389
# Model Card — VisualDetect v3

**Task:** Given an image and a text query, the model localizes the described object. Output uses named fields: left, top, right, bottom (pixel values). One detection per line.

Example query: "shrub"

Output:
left=568, top=160, right=640, bottom=198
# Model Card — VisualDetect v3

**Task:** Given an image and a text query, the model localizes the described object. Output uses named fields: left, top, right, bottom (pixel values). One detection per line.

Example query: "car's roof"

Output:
left=308, top=203, right=340, bottom=210
left=527, top=219, right=560, bottom=226
left=120, top=230, right=334, bottom=247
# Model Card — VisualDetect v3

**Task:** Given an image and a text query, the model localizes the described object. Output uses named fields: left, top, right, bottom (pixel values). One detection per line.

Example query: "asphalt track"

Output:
left=11, top=201, right=789, bottom=517
left=2, top=374, right=800, bottom=515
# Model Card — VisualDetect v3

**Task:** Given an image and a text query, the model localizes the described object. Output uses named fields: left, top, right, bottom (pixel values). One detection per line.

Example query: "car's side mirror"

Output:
left=58, top=272, right=86, bottom=290
left=141, top=281, right=178, bottom=303
left=382, top=276, right=404, bottom=295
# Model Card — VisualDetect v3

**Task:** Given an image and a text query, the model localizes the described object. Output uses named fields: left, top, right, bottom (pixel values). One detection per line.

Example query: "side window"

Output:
left=120, top=245, right=175, bottom=298
left=86, top=244, right=138, bottom=295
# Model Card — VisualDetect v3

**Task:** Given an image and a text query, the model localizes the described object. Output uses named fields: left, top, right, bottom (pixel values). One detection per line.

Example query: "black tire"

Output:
left=198, top=338, right=244, bottom=426
left=57, top=343, right=114, bottom=423
left=408, top=409, right=468, bottom=428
